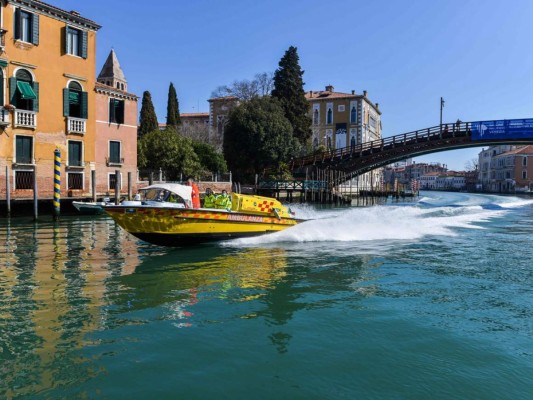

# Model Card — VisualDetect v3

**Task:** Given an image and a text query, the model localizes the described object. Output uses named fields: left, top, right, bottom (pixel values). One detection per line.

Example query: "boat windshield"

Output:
left=143, top=188, right=186, bottom=206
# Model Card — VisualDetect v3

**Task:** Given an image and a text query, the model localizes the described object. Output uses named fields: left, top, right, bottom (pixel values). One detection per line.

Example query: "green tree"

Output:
left=166, top=82, right=181, bottom=127
left=192, top=141, right=227, bottom=174
left=271, top=46, right=311, bottom=146
left=223, top=97, right=298, bottom=181
left=138, top=91, right=159, bottom=137
left=138, top=128, right=201, bottom=180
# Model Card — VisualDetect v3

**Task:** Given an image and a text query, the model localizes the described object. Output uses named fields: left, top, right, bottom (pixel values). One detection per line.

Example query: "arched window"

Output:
left=64, top=81, right=87, bottom=119
left=313, top=109, right=319, bottom=125
left=326, top=108, right=332, bottom=124
left=350, top=106, right=357, bottom=123
left=11, top=69, right=37, bottom=111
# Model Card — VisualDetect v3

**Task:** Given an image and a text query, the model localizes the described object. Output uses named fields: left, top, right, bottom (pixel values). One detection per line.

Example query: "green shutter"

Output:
left=62, top=26, right=67, bottom=55
left=31, top=13, right=39, bottom=45
left=117, top=100, right=125, bottom=124
left=63, top=88, right=70, bottom=116
left=9, top=77, right=18, bottom=107
left=81, top=31, right=88, bottom=59
left=0, top=59, right=7, bottom=67
left=0, top=70, right=3, bottom=107
left=81, top=91, right=88, bottom=119
left=109, top=99, right=115, bottom=123
left=14, top=9, right=21, bottom=40
left=32, top=81, right=39, bottom=112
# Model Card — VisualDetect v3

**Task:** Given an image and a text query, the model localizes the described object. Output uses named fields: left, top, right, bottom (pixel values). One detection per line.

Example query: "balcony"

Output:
left=67, top=117, right=86, bottom=135
left=106, top=157, right=124, bottom=167
left=14, top=110, right=37, bottom=129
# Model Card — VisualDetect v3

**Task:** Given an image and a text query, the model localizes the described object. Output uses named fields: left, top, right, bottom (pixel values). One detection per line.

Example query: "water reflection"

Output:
left=0, top=217, right=373, bottom=396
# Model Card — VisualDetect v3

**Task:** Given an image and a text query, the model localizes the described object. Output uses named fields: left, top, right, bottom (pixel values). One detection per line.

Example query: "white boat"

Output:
left=72, top=200, right=108, bottom=215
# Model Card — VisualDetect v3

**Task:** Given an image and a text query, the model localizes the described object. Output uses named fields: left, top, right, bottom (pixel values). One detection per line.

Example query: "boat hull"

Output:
left=103, top=206, right=300, bottom=246
left=72, top=201, right=105, bottom=215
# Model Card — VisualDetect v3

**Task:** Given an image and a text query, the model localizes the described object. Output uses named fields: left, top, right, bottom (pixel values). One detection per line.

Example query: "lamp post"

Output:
left=440, top=97, right=445, bottom=133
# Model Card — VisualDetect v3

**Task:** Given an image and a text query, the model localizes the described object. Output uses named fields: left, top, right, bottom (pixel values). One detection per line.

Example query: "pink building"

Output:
left=94, top=50, right=138, bottom=196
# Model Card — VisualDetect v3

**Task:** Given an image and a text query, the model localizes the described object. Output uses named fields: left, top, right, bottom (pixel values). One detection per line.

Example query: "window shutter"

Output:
left=14, top=9, right=21, bottom=40
left=63, top=88, right=70, bottom=116
left=32, top=81, right=39, bottom=112
left=81, top=31, right=88, bottom=59
left=81, top=91, right=88, bottom=119
left=9, top=77, right=18, bottom=107
left=31, top=13, right=39, bottom=45
left=117, top=100, right=125, bottom=124
left=62, top=26, right=67, bottom=55
left=0, top=71, right=3, bottom=107
left=109, top=99, right=115, bottom=123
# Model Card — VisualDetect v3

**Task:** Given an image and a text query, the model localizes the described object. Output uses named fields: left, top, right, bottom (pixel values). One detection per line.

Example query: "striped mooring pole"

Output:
left=53, top=148, right=61, bottom=220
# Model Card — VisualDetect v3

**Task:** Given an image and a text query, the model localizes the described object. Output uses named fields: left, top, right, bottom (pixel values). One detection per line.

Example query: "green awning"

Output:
left=0, top=59, right=7, bottom=67
left=17, top=81, right=37, bottom=100
left=69, top=91, right=80, bottom=103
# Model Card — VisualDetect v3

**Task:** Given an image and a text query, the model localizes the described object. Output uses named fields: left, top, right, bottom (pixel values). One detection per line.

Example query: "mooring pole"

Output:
left=33, top=165, right=38, bottom=221
left=128, top=172, right=132, bottom=200
left=53, top=148, right=61, bottom=221
left=6, top=166, right=11, bottom=217
left=92, top=169, right=97, bottom=202
left=115, top=170, right=120, bottom=205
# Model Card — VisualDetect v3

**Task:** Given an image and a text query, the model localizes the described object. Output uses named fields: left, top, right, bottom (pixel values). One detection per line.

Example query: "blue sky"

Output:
left=52, top=0, right=533, bottom=170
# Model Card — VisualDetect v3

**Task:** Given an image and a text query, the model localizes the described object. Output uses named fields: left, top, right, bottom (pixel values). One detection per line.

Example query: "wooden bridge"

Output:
left=289, top=120, right=533, bottom=179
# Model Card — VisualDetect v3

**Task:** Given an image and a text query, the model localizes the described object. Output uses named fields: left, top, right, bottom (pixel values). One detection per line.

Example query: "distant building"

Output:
left=306, top=85, right=382, bottom=191
left=477, top=145, right=517, bottom=191
left=208, top=96, right=239, bottom=150
left=95, top=49, right=138, bottom=196
left=480, top=145, right=533, bottom=193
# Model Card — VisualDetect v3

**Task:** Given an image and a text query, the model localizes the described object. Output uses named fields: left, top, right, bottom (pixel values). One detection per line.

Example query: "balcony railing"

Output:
left=106, top=157, right=124, bottom=166
left=67, top=117, right=86, bottom=134
left=14, top=110, right=37, bottom=129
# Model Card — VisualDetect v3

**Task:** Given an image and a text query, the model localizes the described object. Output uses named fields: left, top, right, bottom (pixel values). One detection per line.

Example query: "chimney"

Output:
left=325, top=85, right=334, bottom=92
left=375, top=103, right=379, bottom=109
left=309, top=91, right=313, bottom=98
left=351, top=90, right=355, bottom=95
left=363, top=90, right=367, bottom=97
left=70, top=10, right=80, bottom=16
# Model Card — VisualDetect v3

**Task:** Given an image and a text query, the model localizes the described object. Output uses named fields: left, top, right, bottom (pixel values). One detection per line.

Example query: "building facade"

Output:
left=0, top=0, right=100, bottom=199
left=483, top=145, right=533, bottom=193
left=477, top=145, right=517, bottom=191
left=95, top=49, right=138, bottom=196
left=208, top=96, right=239, bottom=150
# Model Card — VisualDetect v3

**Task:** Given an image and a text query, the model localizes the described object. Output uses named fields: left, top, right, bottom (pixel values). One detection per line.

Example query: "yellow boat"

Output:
left=102, top=183, right=304, bottom=246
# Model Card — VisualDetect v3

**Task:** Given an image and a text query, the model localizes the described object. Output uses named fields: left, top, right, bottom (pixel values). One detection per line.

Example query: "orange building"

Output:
left=0, top=0, right=100, bottom=200
left=95, top=49, right=138, bottom=196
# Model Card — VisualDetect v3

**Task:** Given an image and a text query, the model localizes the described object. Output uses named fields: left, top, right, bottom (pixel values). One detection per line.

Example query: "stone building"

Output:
left=0, top=0, right=100, bottom=200
left=94, top=49, right=138, bottom=196
left=483, top=145, right=533, bottom=193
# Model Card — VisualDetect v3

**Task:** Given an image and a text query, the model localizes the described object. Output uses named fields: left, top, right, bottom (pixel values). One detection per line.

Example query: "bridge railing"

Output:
left=293, top=122, right=472, bottom=167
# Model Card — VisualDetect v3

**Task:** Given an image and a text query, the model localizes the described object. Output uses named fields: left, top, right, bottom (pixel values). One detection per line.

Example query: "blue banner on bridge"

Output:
left=471, top=119, right=533, bottom=141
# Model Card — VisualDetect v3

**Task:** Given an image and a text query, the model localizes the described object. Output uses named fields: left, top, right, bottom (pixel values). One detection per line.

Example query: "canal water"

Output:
left=0, top=192, right=531, bottom=399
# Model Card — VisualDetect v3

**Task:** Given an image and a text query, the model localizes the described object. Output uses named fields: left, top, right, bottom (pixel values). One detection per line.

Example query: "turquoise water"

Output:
left=0, top=192, right=532, bottom=399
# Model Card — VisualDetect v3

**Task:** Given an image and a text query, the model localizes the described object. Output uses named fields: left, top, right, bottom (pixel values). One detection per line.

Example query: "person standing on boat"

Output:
left=203, top=188, right=217, bottom=208
left=215, top=190, right=232, bottom=211
left=187, top=178, right=201, bottom=208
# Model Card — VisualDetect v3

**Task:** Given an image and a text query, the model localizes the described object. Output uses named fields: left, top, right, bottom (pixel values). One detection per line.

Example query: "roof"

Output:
left=181, top=112, right=209, bottom=118
left=305, top=88, right=381, bottom=114
left=208, top=96, right=239, bottom=102
left=98, top=49, right=126, bottom=81
left=496, top=145, right=533, bottom=157
left=94, top=82, right=137, bottom=100
left=13, top=0, right=101, bottom=30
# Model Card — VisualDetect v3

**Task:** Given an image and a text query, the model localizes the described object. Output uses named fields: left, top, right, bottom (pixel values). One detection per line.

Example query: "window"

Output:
left=14, top=9, right=39, bottom=45
left=68, top=173, right=83, bottom=190
left=313, top=109, right=319, bottom=125
left=369, top=115, right=377, bottom=130
left=109, top=173, right=122, bottom=190
left=15, top=171, right=34, bottom=189
left=10, top=69, right=39, bottom=111
left=523, top=157, right=527, bottom=166
left=63, top=81, right=87, bottom=118
left=350, top=106, right=357, bottom=123
left=217, top=115, right=225, bottom=135
left=326, top=108, right=333, bottom=124
left=15, top=136, right=32, bottom=164
left=65, top=26, right=87, bottom=58
left=523, top=170, right=527, bottom=179
left=109, top=99, right=124, bottom=124
left=109, top=141, right=121, bottom=164
left=338, top=105, right=345, bottom=112
left=68, top=141, right=83, bottom=167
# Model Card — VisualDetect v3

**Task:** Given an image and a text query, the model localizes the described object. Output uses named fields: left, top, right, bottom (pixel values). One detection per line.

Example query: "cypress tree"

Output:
left=138, top=90, right=159, bottom=137
left=271, top=46, right=311, bottom=145
left=166, top=82, right=181, bottom=127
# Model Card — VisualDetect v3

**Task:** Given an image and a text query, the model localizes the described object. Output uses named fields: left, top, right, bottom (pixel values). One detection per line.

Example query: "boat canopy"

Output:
left=140, top=183, right=193, bottom=202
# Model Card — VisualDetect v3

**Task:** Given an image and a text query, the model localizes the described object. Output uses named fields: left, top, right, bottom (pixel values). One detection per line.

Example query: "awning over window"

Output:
left=17, top=81, right=37, bottom=100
